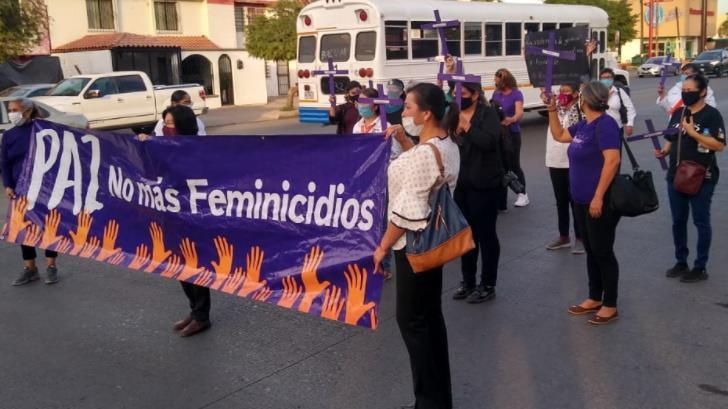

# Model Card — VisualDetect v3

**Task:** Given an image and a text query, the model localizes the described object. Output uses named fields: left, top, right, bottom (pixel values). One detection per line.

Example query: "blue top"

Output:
left=567, top=114, right=621, bottom=205
left=1, top=122, right=33, bottom=190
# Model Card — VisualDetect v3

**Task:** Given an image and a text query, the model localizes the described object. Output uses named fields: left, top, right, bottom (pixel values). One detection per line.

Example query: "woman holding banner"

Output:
left=2, top=98, right=60, bottom=286
left=376, top=83, right=460, bottom=409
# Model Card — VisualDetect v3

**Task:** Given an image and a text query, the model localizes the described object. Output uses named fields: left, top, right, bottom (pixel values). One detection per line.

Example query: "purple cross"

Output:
left=368, top=80, right=374, bottom=89
left=422, top=10, right=459, bottom=60
left=625, top=119, right=678, bottom=170
left=659, top=54, right=672, bottom=89
left=525, top=31, right=576, bottom=98
left=358, top=83, right=403, bottom=132
left=312, top=58, right=349, bottom=108
left=438, top=60, right=481, bottom=108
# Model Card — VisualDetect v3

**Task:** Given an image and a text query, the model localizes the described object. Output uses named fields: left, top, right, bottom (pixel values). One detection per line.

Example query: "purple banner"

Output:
left=2, top=120, right=390, bottom=329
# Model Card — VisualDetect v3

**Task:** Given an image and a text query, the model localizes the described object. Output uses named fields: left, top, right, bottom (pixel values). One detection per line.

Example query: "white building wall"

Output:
left=182, top=50, right=268, bottom=106
left=206, top=3, right=237, bottom=48
left=55, top=50, right=114, bottom=77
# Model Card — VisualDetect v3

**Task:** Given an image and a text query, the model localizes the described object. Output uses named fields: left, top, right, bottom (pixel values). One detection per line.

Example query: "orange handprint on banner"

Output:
left=55, top=237, right=72, bottom=253
left=320, top=286, right=345, bottom=321
left=108, top=252, right=125, bottom=266
left=80, top=236, right=100, bottom=258
left=369, top=309, right=378, bottom=330
left=96, top=220, right=121, bottom=262
left=220, top=267, right=245, bottom=294
left=178, top=238, right=201, bottom=282
left=160, top=255, right=183, bottom=278
left=277, top=276, right=302, bottom=309
left=69, top=212, right=93, bottom=256
left=128, top=244, right=150, bottom=270
left=194, top=269, right=215, bottom=287
left=22, top=224, right=42, bottom=247
left=40, top=210, right=63, bottom=249
left=238, top=246, right=267, bottom=297
left=7, top=197, right=31, bottom=242
left=252, top=286, right=273, bottom=302
left=298, top=246, right=330, bottom=313
left=211, top=236, right=234, bottom=278
left=144, top=223, right=171, bottom=273
left=344, top=264, right=376, bottom=325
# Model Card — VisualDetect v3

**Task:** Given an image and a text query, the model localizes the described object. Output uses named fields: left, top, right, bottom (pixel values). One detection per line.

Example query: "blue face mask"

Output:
left=600, top=79, right=614, bottom=88
left=679, top=74, right=687, bottom=82
left=357, top=105, right=375, bottom=118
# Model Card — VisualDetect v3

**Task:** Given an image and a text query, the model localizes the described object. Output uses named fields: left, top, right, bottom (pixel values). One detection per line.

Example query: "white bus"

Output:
left=295, top=0, right=626, bottom=124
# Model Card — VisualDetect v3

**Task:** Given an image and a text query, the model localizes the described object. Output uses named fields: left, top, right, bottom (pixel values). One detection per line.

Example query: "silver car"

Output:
left=0, top=97, right=88, bottom=134
left=638, top=56, right=679, bottom=77
left=0, top=83, right=56, bottom=98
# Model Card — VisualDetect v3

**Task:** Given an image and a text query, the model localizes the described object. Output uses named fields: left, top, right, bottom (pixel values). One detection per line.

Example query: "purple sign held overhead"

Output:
left=626, top=119, right=677, bottom=171
left=438, top=60, right=481, bottom=108
left=358, top=83, right=403, bottom=132
left=525, top=31, right=577, bottom=98
left=2, top=120, right=391, bottom=329
left=312, top=58, right=349, bottom=108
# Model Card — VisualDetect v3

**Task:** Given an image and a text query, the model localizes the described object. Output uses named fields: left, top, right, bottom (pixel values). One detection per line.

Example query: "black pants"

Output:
left=395, top=250, right=452, bottom=409
left=455, top=187, right=502, bottom=288
left=500, top=131, right=525, bottom=208
left=549, top=168, right=581, bottom=239
left=180, top=282, right=211, bottom=322
left=21, top=246, right=57, bottom=261
left=573, top=203, right=621, bottom=307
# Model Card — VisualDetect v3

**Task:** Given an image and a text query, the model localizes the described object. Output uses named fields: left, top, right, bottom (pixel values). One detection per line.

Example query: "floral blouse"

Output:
left=387, top=136, right=460, bottom=250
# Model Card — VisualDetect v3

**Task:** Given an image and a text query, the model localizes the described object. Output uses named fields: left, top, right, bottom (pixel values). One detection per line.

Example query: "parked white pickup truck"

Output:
left=33, top=71, right=207, bottom=132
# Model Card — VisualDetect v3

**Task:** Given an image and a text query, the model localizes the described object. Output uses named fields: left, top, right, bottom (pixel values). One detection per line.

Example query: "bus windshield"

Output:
left=47, top=78, right=91, bottom=97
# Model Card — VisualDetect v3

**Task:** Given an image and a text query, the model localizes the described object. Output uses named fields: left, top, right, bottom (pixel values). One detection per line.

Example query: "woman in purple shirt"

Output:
left=547, top=82, right=622, bottom=326
left=492, top=69, right=527, bottom=209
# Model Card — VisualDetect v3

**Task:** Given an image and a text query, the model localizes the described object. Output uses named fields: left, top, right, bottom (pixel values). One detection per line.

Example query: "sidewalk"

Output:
left=202, top=96, right=299, bottom=128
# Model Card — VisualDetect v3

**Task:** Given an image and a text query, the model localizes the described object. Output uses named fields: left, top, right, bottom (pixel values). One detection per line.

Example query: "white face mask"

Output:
left=402, top=116, right=424, bottom=137
left=8, top=112, right=26, bottom=127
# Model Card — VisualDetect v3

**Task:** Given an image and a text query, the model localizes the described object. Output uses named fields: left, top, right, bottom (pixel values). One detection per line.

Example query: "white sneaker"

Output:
left=514, top=193, right=530, bottom=207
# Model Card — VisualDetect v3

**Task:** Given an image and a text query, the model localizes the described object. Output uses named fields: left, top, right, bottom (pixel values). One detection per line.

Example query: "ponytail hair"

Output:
left=407, top=82, right=461, bottom=140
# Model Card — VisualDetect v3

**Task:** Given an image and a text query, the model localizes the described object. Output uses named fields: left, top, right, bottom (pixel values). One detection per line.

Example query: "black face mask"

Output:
left=681, top=91, right=701, bottom=107
left=460, top=97, right=475, bottom=111
left=347, top=94, right=359, bottom=103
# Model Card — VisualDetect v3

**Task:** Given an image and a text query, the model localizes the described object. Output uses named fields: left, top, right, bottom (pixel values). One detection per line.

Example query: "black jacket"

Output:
left=456, top=102, right=505, bottom=190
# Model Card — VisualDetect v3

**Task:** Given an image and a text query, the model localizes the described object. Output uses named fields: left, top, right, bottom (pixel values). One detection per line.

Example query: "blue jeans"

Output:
left=667, top=180, right=715, bottom=269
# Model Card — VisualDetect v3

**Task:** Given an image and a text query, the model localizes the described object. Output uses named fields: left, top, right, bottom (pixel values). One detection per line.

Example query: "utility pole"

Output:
left=640, top=0, right=644, bottom=55
left=698, top=0, right=707, bottom=52
left=648, top=0, right=654, bottom=57
left=675, top=6, right=680, bottom=59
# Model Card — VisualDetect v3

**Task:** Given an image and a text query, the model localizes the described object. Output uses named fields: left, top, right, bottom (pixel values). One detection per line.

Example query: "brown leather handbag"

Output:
left=673, top=125, right=707, bottom=195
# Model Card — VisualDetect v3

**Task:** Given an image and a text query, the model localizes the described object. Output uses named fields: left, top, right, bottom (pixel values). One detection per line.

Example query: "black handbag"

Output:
left=597, top=124, right=659, bottom=217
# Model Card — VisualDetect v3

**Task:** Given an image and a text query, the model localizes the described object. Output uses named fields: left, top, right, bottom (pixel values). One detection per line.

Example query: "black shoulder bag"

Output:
left=596, top=122, right=659, bottom=217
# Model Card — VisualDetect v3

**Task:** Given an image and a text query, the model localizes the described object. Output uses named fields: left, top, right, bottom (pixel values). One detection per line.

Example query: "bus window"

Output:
left=385, top=20, right=408, bottom=60
left=411, top=21, right=439, bottom=59
left=446, top=25, right=461, bottom=57
left=525, top=22, right=539, bottom=34
left=505, top=22, right=522, bottom=56
left=298, top=36, right=316, bottom=63
left=464, top=22, right=482, bottom=55
left=485, top=23, right=503, bottom=56
left=599, top=31, right=606, bottom=53
left=356, top=31, right=376, bottom=61
left=560, top=23, right=573, bottom=28
left=542, top=23, right=557, bottom=31
left=320, top=33, right=351, bottom=62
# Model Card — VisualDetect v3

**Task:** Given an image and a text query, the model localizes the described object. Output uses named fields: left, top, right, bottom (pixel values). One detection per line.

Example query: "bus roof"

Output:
left=300, top=0, right=608, bottom=27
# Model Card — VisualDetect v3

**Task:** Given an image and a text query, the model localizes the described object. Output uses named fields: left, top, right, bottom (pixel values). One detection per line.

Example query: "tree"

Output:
left=0, top=0, right=48, bottom=62
left=244, top=0, right=304, bottom=62
left=720, top=16, right=728, bottom=37
left=544, top=0, right=638, bottom=48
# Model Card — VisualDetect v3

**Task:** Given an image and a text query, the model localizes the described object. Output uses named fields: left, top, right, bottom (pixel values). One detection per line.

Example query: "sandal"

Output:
left=568, top=304, right=602, bottom=315
left=588, top=311, right=619, bottom=325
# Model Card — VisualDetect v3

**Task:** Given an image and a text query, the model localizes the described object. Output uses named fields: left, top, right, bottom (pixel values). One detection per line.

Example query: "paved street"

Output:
left=2, top=74, right=728, bottom=409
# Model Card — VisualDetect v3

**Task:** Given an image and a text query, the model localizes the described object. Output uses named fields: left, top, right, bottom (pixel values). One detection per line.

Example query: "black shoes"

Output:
left=452, top=283, right=474, bottom=300
left=666, top=262, right=690, bottom=278
left=680, top=267, right=709, bottom=283
left=466, top=285, right=496, bottom=304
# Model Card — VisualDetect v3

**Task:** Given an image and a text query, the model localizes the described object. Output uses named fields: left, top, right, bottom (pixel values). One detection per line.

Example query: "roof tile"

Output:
left=53, top=33, right=220, bottom=53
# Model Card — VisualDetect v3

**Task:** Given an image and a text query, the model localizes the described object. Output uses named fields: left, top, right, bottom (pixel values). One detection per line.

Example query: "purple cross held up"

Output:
left=422, top=10, right=460, bottom=75
left=525, top=31, right=576, bottom=98
left=438, top=60, right=481, bottom=108
left=659, top=53, right=672, bottom=89
left=357, top=83, right=403, bottom=132
left=312, top=58, right=349, bottom=108
left=625, top=119, right=678, bottom=171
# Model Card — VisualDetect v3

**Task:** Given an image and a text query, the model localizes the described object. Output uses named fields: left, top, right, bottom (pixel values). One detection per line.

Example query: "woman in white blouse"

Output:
left=375, top=83, right=460, bottom=409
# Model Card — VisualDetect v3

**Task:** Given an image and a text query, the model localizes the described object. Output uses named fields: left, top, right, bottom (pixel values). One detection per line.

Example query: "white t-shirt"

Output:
left=153, top=117, right=207, bottom=136
left=605, top=86, right=636, bottom=129
left=352, top=117, right=404, bottom=160
left=546, top=103, right=581, bottom=168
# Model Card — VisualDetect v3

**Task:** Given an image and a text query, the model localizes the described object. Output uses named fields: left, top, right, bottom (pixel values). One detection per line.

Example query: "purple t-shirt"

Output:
left=492, top=89, right=524, bottom=133
left=567, top=115, right=621, bottom=204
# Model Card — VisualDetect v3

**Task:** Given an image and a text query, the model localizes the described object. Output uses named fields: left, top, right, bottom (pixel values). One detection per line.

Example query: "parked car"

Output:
left=691, top=49, right=728, bottom=78
left=33, top=71, right=207, bottom=133
left=0, top=97, right=88, bottom=134
left=0, top=83, right=56, bottom=98
left=637, top=56, right=680, bottom=77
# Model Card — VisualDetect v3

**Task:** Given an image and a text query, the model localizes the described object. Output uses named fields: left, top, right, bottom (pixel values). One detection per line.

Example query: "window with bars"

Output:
left=86, top=0, right=114, bottom=30
left=385, top=21, right=408, bottom=60
left=505, top=22, right=522, bottom=56
left=155, top=1, right=179, bottom=31
left=235, top=5, right=245, bottom=48
left=464, top=22, right=482, bottom=55
left=485, top=23, right=503, bottom=57
left=410, top=21, right=438, bottom=60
